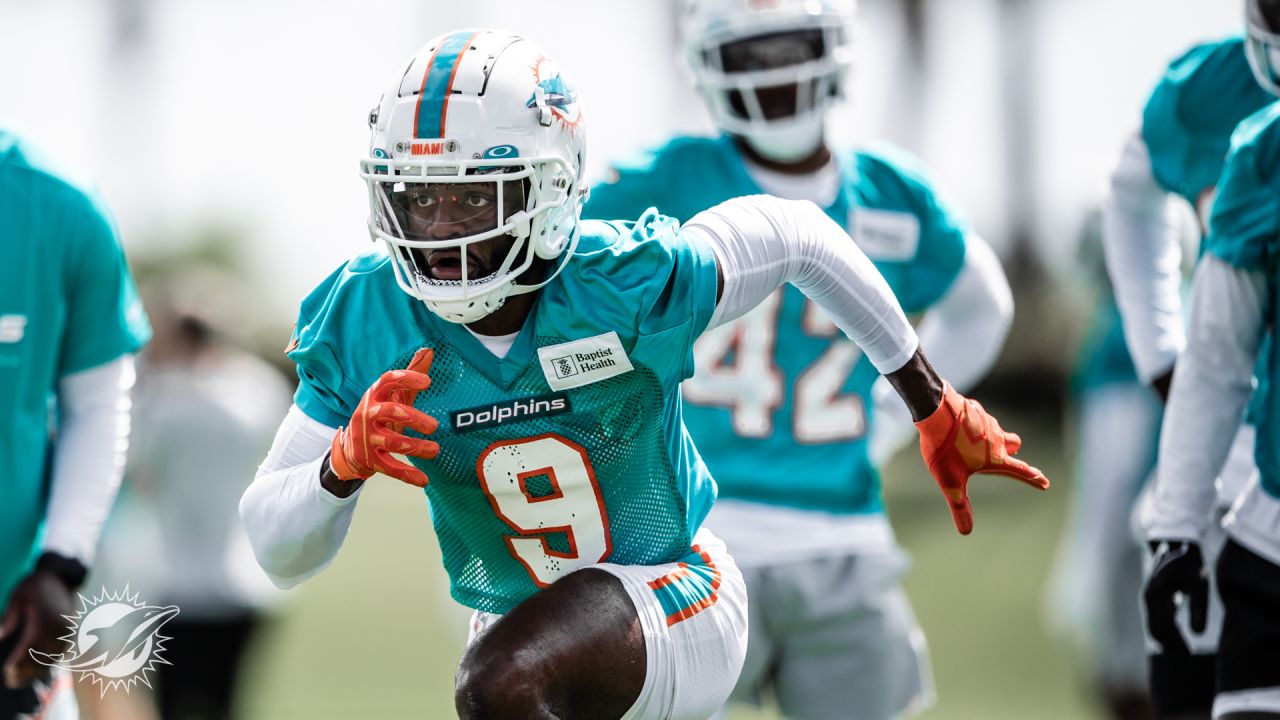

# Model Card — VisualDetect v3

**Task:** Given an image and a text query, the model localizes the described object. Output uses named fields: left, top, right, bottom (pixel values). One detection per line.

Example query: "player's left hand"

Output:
left=0, top=568, right=75, bottom=688
left=1144, top=539, right=1209, bottom=655
left=914, top=382, right=1049, bottom=535
left=1143, top=539, right=1217, bottom=715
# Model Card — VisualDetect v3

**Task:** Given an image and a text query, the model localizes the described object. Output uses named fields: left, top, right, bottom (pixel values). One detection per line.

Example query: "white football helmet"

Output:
left=359, top=29, right=588, bottom=324
left=1246, top=0, right=1280, bottom=96
left=680, top=0, right=855, bottom=162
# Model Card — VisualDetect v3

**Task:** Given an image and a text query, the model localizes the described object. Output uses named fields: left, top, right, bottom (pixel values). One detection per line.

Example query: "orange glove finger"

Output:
left=981, top=454, right=1050, bottom=490
left=405, top=348, right=435, bottom=375
left=373, top=449, right=429, bottom=488
left=371, top=370, right=432, bottom=401
left=377, top=434, right=440, bottom=460
left=947, top=495, right=975, bottom=536
left=370, top=403, right=439, bottom=436
left=1004, top=431, right=1022, bottom=454
left=372, top=349, right=436, bottom=404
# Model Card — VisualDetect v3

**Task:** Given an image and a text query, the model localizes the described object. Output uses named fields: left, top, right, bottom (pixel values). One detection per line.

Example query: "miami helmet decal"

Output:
left=528, top=56, right=582, bottom=129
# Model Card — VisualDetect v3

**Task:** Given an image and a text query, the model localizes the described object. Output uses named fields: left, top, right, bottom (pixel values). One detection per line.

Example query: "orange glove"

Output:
left=915, top=382, right=1049, bottom=535
left=329, top=348, right=440, bottom=488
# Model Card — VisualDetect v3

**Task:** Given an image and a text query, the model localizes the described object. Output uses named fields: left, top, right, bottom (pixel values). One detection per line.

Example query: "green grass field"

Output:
left=233, top=409, right=1104, bottom=719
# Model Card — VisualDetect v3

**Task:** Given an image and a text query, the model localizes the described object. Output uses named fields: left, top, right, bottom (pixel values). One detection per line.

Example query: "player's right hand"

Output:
left=0, top=566, right=75, bottom=688
left=914, top=382, right=1050, bottom=535
left=329, top=348, right=439, bottom=488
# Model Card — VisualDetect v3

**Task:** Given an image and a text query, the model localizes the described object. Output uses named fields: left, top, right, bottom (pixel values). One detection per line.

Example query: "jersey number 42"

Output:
left=685, top=290, right=867, bottom=443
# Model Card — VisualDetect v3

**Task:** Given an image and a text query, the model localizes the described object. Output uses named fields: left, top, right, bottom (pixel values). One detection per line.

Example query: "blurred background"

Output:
left=0, top=0, right=1244, bottom=718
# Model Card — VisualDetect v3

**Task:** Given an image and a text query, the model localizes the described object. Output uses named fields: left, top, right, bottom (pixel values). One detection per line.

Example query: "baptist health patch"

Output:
left=849, top=208, right=921, bottom=262
left=537, top=331, right=635, bottom=391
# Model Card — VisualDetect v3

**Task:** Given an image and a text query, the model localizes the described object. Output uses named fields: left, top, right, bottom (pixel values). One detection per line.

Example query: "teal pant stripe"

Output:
left=651, top=547, right=718, bottom=622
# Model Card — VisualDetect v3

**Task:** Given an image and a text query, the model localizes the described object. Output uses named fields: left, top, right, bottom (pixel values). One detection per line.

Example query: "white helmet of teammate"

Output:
left=680, top=0, right=855, bottom=162
left=359, top=29, right=588, bottom=324
left=1247, top=0, right=1280, bottom=95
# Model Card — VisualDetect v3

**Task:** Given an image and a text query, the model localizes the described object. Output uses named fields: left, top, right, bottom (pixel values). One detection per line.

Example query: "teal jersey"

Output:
left=0, top=130, right=151, bottom=606
left=585, top=135, right=967, bottom=514
left=1203, top=103, right=1280, bottom=499
left=1138, top=37, right=1272, bottom=424
left=289, top=212, right=720, bottom=614
left=1142, top=36, right=1273, bottom=205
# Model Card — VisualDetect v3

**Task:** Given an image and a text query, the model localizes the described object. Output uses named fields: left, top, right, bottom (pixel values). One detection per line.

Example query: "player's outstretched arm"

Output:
left=240, top=349, right=440, bottom=588
left=685, top=195, right=1047, bottom=534
left=1101, top=130, right=1186, bottom=392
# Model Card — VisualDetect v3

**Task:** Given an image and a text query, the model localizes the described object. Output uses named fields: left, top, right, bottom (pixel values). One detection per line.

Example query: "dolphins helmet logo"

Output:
left=30, top=587, right=180, bottom=696
left=527, top=56, right=581, bottom=129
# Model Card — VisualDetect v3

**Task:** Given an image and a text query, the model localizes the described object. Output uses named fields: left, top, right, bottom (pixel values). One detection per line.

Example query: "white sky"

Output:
left=0, top=0, right=1243, bottom=318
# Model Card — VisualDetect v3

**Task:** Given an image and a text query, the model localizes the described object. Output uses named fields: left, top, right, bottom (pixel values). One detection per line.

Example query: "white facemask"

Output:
left=741, top=115, right=826, bottom=163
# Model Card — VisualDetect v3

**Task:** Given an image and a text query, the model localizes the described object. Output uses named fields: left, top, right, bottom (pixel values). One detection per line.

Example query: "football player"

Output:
left=239, top=28, right=1048, bottom=720
left=0, top=129, right=152, bottom=719
left=1150, top=1, right=1280, bottom=716
left=582, top=1, right=1013, bottom=717
left=1101, top=11, right=1275, bottom=717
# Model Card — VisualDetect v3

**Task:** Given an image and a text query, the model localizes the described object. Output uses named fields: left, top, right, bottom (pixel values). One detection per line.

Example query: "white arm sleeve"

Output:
left=239, top=404, right=362, bottom=588
left=688, top=195, right=919, bottom=374
left=1102, top=130, right=1187, bottom=384
left=869, top=235, right=1014, bottom=464
left=1143, top=255, right=1265, bottom=541
left=42, top=355, right=136, bottom=563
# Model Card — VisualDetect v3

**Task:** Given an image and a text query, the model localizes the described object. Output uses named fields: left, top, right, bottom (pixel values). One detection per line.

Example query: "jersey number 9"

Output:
left=478, top=434, right=613, bottom=588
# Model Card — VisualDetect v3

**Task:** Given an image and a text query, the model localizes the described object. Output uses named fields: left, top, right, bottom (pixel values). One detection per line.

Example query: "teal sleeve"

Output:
left=582, top=148, right=667, bottom=222
left=607, top=212, right=719, bottom=386
left=288, top=264, right=358, bottom=428
left=901, top=185, right=967, bottom=313
left=1206, top=134, right=1280, bottom=272
left=1140, top=37, right=1270, bottom=203
left=57, top=193, right=151, bottom=376
left=634, top=215, right=720, bottom=340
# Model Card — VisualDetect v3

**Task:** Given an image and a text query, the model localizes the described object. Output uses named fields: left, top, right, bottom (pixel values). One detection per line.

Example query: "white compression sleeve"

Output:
left=1144, top=256, right=1265, bottom=541
left=1102, top=130, right=1187, bottom=384
left=239, top=404, right=361, bottom=588
left=869, top=235, right=1013, bottom=464
left=43, top=355, right=136, bottom=564
left=687, top=195, right=919, bottom=374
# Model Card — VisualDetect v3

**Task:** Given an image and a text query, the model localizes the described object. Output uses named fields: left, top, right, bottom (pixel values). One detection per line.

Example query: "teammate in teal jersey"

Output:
left=1149, top=51, right=1280, bottom=720
left=1101, top=15, right=1279, bottom=717
left=583, top=1, right=1014, bottom=717
left=0, top=129, right=151, bottom=719
left=239, top=27, right=1048, bottom=720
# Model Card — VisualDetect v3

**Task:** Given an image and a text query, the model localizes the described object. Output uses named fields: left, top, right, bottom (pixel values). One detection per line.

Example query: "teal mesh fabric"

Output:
left=392, top=337, right=692, bottom=614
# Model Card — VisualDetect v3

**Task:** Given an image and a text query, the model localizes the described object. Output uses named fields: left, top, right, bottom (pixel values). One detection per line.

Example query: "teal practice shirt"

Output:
left=1142, top=36, right=1273, bottom=205
left=0, top=130, right=151, bottom=606
left=585, top=135, right=967, bottom=514
left=1203, top=104, right=1280, bottom=500
left=290, top=212, right=721, bottom=614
